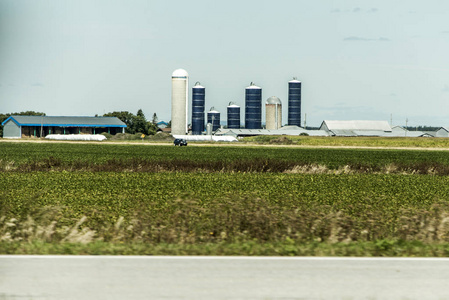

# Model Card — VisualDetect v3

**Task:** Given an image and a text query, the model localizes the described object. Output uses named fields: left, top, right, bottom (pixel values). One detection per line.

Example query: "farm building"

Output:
left=319, top=121, right=434, bottom=137
left=435, top=127, right=449, bottom=138
left=320, top=120, right=392, bottom=137
left=156, top=121, right=169, bottom=129
left=390, top=126, right=433, bottom=137
left=215, top=126, right=329, bottom=137
left=2, top=116, right=126, bottom=138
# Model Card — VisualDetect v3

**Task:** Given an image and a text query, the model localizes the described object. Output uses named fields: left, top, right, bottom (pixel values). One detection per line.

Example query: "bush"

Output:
left=101, top=133, right=112, bottom=139
left=251, top=136, right=277, bottom=144
left=269, top=136, right=293, bottom=145
left=149, top=132, right=174, bottom=142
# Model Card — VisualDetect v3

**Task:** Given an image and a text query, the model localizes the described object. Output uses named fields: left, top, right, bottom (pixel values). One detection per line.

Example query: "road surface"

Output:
left=1, top=256, right=448, bottom=300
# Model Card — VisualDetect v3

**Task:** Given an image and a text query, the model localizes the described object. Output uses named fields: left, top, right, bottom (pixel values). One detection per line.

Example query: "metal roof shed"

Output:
left=320, top=120, right=392, bottom=136
left=2, top=116, right=126, bottom=138
left=320, top=120, right=392, bottom=131
left=435, top=127, right=449, bottom=138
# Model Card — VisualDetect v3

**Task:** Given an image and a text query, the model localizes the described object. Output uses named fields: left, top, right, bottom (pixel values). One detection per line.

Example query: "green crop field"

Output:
left=3, top=142, right=449, bottom=173
left=2, top=141, right=449, bottom=256
left=243, top=135, right=449, bottom=148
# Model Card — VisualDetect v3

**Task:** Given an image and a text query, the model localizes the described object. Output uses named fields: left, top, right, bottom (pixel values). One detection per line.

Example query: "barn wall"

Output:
left=3, top=120, right=21, bottom=138
left=435, top=129, right=449, bottom=138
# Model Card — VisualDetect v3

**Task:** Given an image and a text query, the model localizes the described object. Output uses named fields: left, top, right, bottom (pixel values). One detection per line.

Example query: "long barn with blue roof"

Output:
left=1, top=115, right=126, bottom=138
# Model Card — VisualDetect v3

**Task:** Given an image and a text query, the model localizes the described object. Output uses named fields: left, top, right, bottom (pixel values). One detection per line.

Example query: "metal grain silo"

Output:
left=265, top=96, right=282, bottom=130
left=207, top=107, right=220, bottom=132
left=171, top=69, right=189, bottom=135
left=206, top=122, right=213, bottom=135
left=191, top=82, right=205, bottom=135
left=245, top=82, right=262, bottom=129
left=288, top=77, right=301, bottom=127
left=227, top=102, right=240, bottom=129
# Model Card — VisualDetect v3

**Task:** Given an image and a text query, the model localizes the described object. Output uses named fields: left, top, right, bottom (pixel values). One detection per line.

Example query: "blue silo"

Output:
left=207, top=107, right=220, bottom=132
left=191, top=82, right=205, bottom=135
left=227, top=102, right=240, bottom=129
left=245, top=82, right=262, bottom=129
left=288, top=78, right=301, bottom=127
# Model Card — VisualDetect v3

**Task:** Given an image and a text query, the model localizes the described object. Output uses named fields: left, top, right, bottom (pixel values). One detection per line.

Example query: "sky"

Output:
left=1, top=0, right=449, bottom=127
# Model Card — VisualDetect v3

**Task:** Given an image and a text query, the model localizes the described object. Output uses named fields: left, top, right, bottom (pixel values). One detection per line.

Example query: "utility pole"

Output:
left=40, top=114, right=44, bottom=138
left=304, top=113, right=307, bottom=129
left=405, top=118, right=408, bottom=137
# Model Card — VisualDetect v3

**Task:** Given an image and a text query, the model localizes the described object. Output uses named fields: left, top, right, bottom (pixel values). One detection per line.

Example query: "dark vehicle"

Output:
left=174, top=138, right=188, bottom=146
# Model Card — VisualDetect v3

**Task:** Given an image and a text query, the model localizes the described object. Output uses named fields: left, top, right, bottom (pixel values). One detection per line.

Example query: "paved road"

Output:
left=1, top=256, right=449, bottom=300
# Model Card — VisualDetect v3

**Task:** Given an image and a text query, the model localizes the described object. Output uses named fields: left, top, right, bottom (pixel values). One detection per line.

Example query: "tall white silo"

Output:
left=171, top=69, right=189, bottom=135
left=265, top=96, right=282, bottom=130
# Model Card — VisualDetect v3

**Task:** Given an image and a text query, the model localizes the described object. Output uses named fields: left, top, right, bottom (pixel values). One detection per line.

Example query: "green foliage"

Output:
left=3, top=143, right=449, bottom=173
left=2, top=172, right=449, bottom=251
left=243, top=136, right=449, bottom=148
left=151, top=113, right=158, bottom=125
left=269, top=136, right=293, bottom=145
left=3, top=142, right=449, bottom=255
left=103, top=111, right=136, bottom=134
left=103, top=109, right=158, bottom=135
left=101, top=133, right=112, bottom=139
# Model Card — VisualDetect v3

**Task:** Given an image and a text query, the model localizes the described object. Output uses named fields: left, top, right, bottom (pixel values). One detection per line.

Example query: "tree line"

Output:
left=103, top=109, right=161, bottom=135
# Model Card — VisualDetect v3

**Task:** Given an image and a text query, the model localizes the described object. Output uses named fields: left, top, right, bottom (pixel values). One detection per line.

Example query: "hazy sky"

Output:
left=1, top=0, right=449, bottom=127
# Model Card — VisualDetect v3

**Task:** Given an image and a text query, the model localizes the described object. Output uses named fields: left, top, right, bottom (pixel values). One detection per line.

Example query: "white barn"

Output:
left=320, top=120, right=392, bottom=137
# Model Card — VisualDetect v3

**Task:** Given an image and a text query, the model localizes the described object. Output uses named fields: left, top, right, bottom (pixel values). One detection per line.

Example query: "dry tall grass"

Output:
left=3, top=157, right=449, bottom=175
left=2, top=199, right=449, bottom=244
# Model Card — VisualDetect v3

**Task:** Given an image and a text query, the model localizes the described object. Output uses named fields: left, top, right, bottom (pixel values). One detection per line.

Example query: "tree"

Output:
left=148, top=121, right=158, bottom=135
left=152, top=113, right=158, bottom=125
left=103, top=111, right=137, bottom=134
left=137, top=109, right=145, bottom=119
left=133, top=109, right=149, bottom=134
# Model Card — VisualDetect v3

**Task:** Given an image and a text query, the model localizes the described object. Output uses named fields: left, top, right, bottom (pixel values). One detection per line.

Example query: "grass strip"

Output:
left=2, top=240, right=449, bottom=257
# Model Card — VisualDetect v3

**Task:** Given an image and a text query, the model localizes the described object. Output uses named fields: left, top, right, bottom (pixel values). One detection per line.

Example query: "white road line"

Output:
left=1, top=255, right=449, bottom=261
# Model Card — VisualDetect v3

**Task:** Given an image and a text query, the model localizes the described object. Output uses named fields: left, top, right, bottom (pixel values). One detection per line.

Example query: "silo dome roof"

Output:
left=266, top=96, right=282, bottom=105
left=193, top=81, right=204, bottom=89
left=172, top=69, right=189, bottom=77
left=246, top=82, right=261, bottom=89
left=208, top=107, right=219, bottom=114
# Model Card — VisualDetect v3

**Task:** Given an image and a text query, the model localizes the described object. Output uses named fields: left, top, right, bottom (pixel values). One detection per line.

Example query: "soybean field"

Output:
left=2, top=141, right=449, bottom=256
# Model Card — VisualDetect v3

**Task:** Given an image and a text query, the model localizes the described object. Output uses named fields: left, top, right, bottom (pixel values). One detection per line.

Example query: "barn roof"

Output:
left=2, top=116, right=126, bottom=127
left=214, top=128, right=329, bottom=137
left=320, top=120, right=392, bottom=132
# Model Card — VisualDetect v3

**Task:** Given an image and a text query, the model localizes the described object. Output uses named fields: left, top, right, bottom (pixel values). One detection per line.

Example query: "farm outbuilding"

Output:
left=320, top=120, right=392, bottom=137
left=2, top=116, right=126, bottom=138
left=214, top=126, right=329, bottom=137
left=435, top=127, right=449, bottom=138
